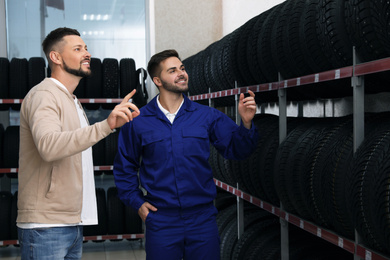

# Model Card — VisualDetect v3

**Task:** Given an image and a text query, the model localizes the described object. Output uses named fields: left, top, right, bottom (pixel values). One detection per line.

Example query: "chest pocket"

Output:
left=141, top=131, right=169, bottom=161
left=182, top=127, right=209, bottom=156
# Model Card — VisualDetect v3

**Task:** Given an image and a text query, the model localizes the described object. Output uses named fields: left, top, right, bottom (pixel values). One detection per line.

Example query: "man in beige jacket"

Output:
left=17, top=27, right=139, bottom=260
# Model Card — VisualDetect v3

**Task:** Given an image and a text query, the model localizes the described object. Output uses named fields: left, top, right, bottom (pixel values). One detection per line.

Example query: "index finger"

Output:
left=121, top=89, right=137, bottom=104
left=248, top=90, right=255, bottom=97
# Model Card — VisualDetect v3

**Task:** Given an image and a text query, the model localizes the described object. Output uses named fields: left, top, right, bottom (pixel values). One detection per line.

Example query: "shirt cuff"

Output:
left=239, top=120, right=256, bottom=136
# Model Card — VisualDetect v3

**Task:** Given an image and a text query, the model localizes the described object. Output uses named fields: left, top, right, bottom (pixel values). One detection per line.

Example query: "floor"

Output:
left=0, top=239, right=146, bottom=260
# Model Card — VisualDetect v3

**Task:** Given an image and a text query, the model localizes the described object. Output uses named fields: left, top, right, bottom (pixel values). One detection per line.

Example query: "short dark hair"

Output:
left=42, top=27, right=80, bottom=65
left=147, top=49, right=181, bottom=79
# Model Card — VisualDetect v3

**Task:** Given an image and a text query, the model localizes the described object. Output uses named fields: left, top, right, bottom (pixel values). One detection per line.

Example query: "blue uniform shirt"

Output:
left=113, top=94, right=259, bottom=212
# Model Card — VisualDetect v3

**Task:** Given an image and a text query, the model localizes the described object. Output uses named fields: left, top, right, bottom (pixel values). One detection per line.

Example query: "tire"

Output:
left=125, top=206, right=142, bottom=234
left=231, top=218, right=279, bottom=260
left=119, top=58, right=137, bottom=98
left=102, top=58, right=119, bottom=110
left=74, top=77, right=86, bottom=99
left=311, top=117, right=354, bottom=237
left=220, top=209, right=275, bottom=260
left=107, top=187, right=125, bottom=239
left=83, top=188, right=107, bottom=238
left=286, top=119, right=336, bottom=220
left=0, top=57, right=9, bottom=99
left=316, top=0, right=353, bottom=69
left=92, top=139, right=106, bottom=167
left=3, top=126, right=20, bottom=178
left=349, top=120, right=390, bottom=253
left=0, top=124, right=4, bottom=168
left=28, top=57, right=46, bottom=90
left=271, top=0, right=300, bottom=80
left=9, top=58, right=28, bottom=99
left=274, top=120, right=314, bottom=214
left=0, top=191, right=12, bottom=240
left=346, top=0, right=390, bottom=62
left=257, top=4, right=282, bottom=83
left=10, top=191, right=18, bottom=240
left=246, top=11, right=271, bottom=85
left=104, top=129, right=119, bottom=174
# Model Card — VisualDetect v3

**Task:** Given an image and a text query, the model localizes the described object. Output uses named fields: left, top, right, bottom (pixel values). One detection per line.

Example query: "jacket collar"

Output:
left=142, top=94, right=196, bottom=118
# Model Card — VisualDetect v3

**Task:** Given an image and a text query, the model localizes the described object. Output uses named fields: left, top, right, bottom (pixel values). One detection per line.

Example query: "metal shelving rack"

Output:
left=1, top=54, right=390, bottom=258
left=188, top=52, right=390, bottom=260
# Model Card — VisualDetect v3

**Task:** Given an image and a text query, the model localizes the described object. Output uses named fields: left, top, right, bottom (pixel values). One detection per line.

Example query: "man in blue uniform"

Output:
left=113, top=49, right=259, bottom=259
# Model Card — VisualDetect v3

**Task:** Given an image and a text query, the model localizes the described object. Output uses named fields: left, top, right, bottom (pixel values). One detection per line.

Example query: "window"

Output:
left=6, top=0, right=146, bottom=69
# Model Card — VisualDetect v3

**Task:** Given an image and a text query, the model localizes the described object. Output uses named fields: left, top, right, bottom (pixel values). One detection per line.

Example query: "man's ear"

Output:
left=153, top=77, right=162, bottom=87
left=49, top=51, right=62, bottom=65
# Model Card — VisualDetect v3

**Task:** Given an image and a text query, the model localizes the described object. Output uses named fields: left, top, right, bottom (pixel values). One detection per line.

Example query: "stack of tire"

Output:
left=183, top=0, right=390, bottom=106
left=0, top=57, right=148, bottom=110
left=215, top=193, right=353, bottom=259
left=210, top=112, right=390, bottom=257
left=0, top=187, right=142, bottom=242
left=0, top=124, right=119, bottom=177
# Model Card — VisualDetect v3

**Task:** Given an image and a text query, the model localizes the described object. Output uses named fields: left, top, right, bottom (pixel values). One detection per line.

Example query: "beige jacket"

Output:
left=17, top=78, right=112, bottom=224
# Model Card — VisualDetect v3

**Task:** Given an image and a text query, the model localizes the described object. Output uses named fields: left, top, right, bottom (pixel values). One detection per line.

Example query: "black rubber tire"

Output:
left=236, top=15, right=260, bottom=86
left=299, top=0, right=333, bottom=74
left=220, top=209, right=275, bottom=260
left=243, top=115, right=279, bottom=203
left=125, top=206, right=142, bottom=234
left=214, top=190, right=236, bottom=211
left=271, top=0, right=300, bottom=80
left=9, top=58, right=28, bottom=99
left=107, top=187, right=125, bottom=239
left=102, top=58, right=119, bottom=110
left=92, top=139, right=106, bottom=167
left=84, top=58, right=102, bottom=110
left=3, top=126, right=19, bottom=178
left=349, top=120, right=390, bottom=254
left=274, top=120, right=315, bottom=214
left=231, top=218, right=279, bottom=260
left=0, top=123, right=4, bottom=168
left=346, top=0, right=390, bottom=62
left=10, top=191, right=18, bottom=240
left=28, top=57, right=46, bottom=90
left=83, top=188, right=107, bottom=237
left=257, top=4, right=283, bottom=83
left=286, top=119, right=336, bottom=220
left=104, top=129, right=119, bottom=173
left=0, top=57, right=9, bottom=99
left=0, top=191, right=12, bottom=240
left=316, top=0, right=353, bottom=69
left=74, top=77, right=86, bottom=99
left=246, top=11, right=271, bottom=85
left=311, top=117, right=354, bottom=237
left=119, top=58, right=137, bottom=98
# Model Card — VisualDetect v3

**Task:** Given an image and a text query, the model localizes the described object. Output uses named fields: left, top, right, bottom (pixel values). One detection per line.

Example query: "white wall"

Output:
left=222, top=0, right=286, bottom=36
left=146, top=0, right=284, bottom=99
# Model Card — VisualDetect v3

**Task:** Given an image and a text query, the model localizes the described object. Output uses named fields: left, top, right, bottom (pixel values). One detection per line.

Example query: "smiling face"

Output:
left=54, top=35, right=91, bottom=78
left=154, top=57, right=189, bottom=94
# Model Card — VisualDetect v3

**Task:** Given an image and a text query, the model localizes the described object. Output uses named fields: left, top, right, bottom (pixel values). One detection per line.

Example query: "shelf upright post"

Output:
left=208, top=87, right=214, bottom=108
left=234, top=81, right=245, bottom=240
left=352, top=47, right=365, bottom=260
left=278, top=72, right=289, bottom=260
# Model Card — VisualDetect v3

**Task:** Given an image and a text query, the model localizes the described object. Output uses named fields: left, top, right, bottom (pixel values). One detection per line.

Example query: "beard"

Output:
left=160, top=78, right=189, bottom=94
left=63, top=60, right=91, bottom=78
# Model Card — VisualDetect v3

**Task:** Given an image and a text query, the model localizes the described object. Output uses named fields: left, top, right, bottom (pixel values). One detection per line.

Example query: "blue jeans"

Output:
left=18, top=226, right=83, bottom=260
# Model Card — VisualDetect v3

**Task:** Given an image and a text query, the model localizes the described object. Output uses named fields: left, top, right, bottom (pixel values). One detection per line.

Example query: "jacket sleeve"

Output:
left=23, top=90, right=112, bottom=162
left=113, top=122, right=145, bottom=211
left=209, top=108, right=259, bottom=160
